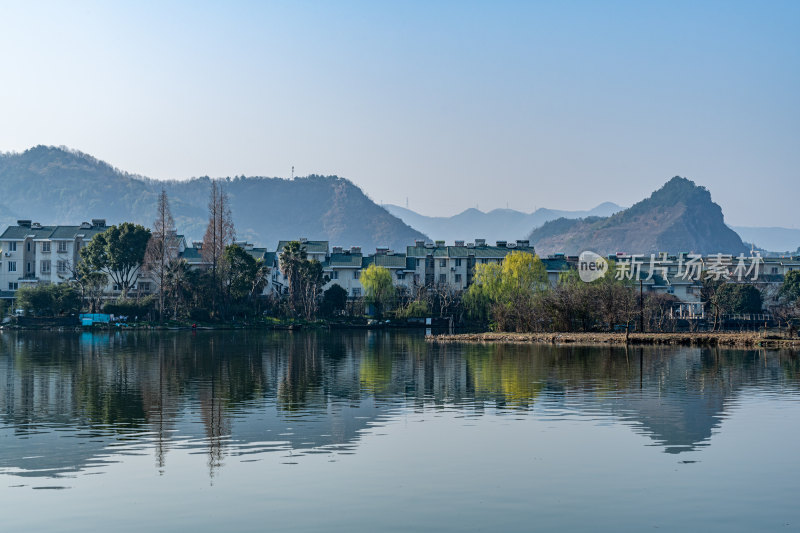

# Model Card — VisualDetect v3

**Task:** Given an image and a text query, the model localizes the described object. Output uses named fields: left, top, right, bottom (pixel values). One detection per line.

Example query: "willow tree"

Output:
left=144, top=189, right=180, bottom=321
left=464, top=251, right=547, bottom=332
left=360, top=264, right=394, bottom=319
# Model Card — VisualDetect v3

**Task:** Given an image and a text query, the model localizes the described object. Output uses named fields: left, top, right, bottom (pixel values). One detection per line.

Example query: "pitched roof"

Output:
left=49, top=225, right=107, bottom=240
left=362, top=254, right=407, bottom=269
left=326, top=252, right=362, bottom=268
left=406, top=244, right=536, bottom=259
left=0, top=225, right=56, bottom=240
left=541, top=258, right=570, bottom=271
left=245, top=247, right=268, bottom=261
left=180, top=247, right=205, bottom=263
left=276, top=240, right=329, bottom=254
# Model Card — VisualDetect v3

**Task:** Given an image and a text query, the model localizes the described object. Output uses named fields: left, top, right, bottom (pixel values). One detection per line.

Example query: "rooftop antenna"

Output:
left=291, top=166, right=294, bottom=179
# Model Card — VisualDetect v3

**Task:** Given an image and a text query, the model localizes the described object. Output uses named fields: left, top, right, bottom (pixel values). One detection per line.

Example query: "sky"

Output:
left=1, top=0, right=798, bottom=227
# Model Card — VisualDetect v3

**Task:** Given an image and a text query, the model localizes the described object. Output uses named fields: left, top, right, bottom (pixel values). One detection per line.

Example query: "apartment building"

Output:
left=0, top=219, right=110, bottom=298
left=406, top=239, right=536, bottom=291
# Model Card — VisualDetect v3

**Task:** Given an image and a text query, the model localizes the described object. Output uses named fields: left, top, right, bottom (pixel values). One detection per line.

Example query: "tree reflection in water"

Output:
left=0, top=330, right=798, bottom=478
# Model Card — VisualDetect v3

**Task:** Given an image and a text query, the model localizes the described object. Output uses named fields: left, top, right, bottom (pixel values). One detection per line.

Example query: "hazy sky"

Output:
left=1, top=1, right=798, bottom=226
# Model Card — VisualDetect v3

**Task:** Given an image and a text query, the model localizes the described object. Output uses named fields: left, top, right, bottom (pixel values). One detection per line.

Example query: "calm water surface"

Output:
left=1, top=330, right=799, bottom=532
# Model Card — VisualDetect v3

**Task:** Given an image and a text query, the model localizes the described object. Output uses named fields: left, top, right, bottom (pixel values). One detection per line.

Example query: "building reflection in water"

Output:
left=0, top=330, right=798, bottom=479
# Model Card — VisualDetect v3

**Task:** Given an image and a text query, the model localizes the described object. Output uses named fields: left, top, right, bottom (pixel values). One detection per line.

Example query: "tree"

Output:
left=80, top=223, right=151, bottom=299
left=298, top=259, right=325, bottom=320
left=279, top=241, right=307, bottom=316
left=321, top=284, right=348, bottom=317
left=717, top=283, right=763, bottom=315
left=464, top=252, right=548, bottom=331
left=202, top=181, right=235, bottom=316
left=223, top=244, right=268, bottom=310
left=144, top=188, right=180, bottom=321
left=15, top=284, right=80, bottom=316
left=779, top=271, right=800, bottom=304
left=360, top=264, right=394, bottom=319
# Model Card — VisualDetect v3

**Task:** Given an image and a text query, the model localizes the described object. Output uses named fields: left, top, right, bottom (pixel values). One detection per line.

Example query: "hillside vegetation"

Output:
left=0, top=146, right=425, bottom=251
left=528, top=177, right=748, bottom=256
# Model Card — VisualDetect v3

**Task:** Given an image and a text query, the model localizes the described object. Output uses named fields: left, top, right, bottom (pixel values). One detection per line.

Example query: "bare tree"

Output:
left=202, top=181, right=236, bottom=315
left=145, top=189, right=180, bottom=321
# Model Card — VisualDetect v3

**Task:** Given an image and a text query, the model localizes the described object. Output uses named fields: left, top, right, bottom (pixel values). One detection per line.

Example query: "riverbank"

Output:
left=427, top=331, right=800, bottom=348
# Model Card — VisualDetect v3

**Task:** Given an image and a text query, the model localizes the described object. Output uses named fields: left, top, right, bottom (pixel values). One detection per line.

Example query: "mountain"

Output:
left=730, top=226, right=800, bottom=254
left=528, top=177, right=748, bottom=256
left=0, top=146, right=426, bottom=252
left=383, top=202, right=623, bottom=244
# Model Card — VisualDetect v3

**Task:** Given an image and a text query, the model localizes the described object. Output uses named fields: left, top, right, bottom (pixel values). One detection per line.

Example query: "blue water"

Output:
left=1, top=331, right=799, bottom=532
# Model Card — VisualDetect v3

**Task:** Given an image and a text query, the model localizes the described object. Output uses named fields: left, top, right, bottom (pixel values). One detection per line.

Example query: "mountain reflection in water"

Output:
left=1, top=330, right=798, bottom=479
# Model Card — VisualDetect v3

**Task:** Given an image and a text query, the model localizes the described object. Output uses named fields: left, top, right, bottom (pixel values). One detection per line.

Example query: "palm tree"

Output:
left=279, top=241, right=307, bottom=316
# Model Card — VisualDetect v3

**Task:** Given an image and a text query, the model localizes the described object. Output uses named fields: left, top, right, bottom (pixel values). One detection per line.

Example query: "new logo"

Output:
left=579, top=251, right=608, bottom=282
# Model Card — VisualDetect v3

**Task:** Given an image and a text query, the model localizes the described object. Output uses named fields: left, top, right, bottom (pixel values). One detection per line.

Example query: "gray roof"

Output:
left=1, top=223, right=109, bottom=241
left=49, top=225, right=107, bottom=240
left=277, top=240, right=329, bottom=254
left=0, top=225, right=56, bottom=240
left=245, top=247, right=268, bottom=261
left=180, top=247, right=205, bottom=264
left=406, top=244, right=535, bottom=259
left=362, top=254, right=407, bottom=269
left=326, top=253, right=362, bottom=268
left=541, top=258, right=571, bottom=271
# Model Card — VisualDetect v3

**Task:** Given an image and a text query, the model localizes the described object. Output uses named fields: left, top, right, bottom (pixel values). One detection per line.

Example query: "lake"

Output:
left=1, top=330, right=799, bottom=532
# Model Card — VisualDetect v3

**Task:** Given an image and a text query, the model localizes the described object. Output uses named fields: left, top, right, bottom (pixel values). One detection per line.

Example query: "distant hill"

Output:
left=383, top=202, right=623, bottom=244
left=730, top=226, right=800, bottom=254
left=528, top=177, right=748, bottom=256
left=0, top=146, right=426, bottom=251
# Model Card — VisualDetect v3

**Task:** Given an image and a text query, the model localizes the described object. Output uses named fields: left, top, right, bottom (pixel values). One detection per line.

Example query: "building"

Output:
left=1, top=219, right=112, bottom=299
left=405, top=239, right=536, bottom=291
left=271, top=239, right=330, bottom=295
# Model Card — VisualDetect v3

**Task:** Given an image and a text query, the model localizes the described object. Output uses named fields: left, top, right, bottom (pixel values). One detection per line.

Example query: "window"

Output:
left=27, top=262, right=32, bottom=273
left=397, top=272, right=404, bottom=280
left=416, top=259, right=421, bottom=268
left=455, top=274, right=462, bottom=283
left=439, top=274, right=446, bottom=284
left=57, top=241, right=68, bottom=253
left=139, top=282, right=151, bottom=292
left=440, top=259, right=447, bottom=267
left=42, top=242, right=51, bottom=252
left=8, top=261, right=16, bottom=272
left=113, top=283, right=123, bottom=291
left=27, top=242, right=31, bottom=252
left=8, top=242, right=16, bottom=252
left=8, top=282, right=18, bottom=290
left=353, top=270, right=359, bottom=279
left=455, top=258, right=462, bottom=267
left=57, top=260, right=68, bottom=273
left=772, top=267, right=779, bottom=274
left=41, top=260, right=51, bottom=274
left=331, top=271, right=339, bottom=279
left=352, top=288, right=361, bottom=297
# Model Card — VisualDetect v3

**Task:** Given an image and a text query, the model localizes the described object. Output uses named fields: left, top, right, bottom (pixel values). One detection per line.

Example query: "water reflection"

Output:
left=1, top=330, right=798, bottom=480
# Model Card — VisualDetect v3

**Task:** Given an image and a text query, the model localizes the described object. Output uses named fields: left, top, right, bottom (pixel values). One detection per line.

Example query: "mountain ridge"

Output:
left=383, top=201, right=624, bottom=244
left=0, top=145, right=426, bottom=251
left=528, top=177, right=748, bottom=256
